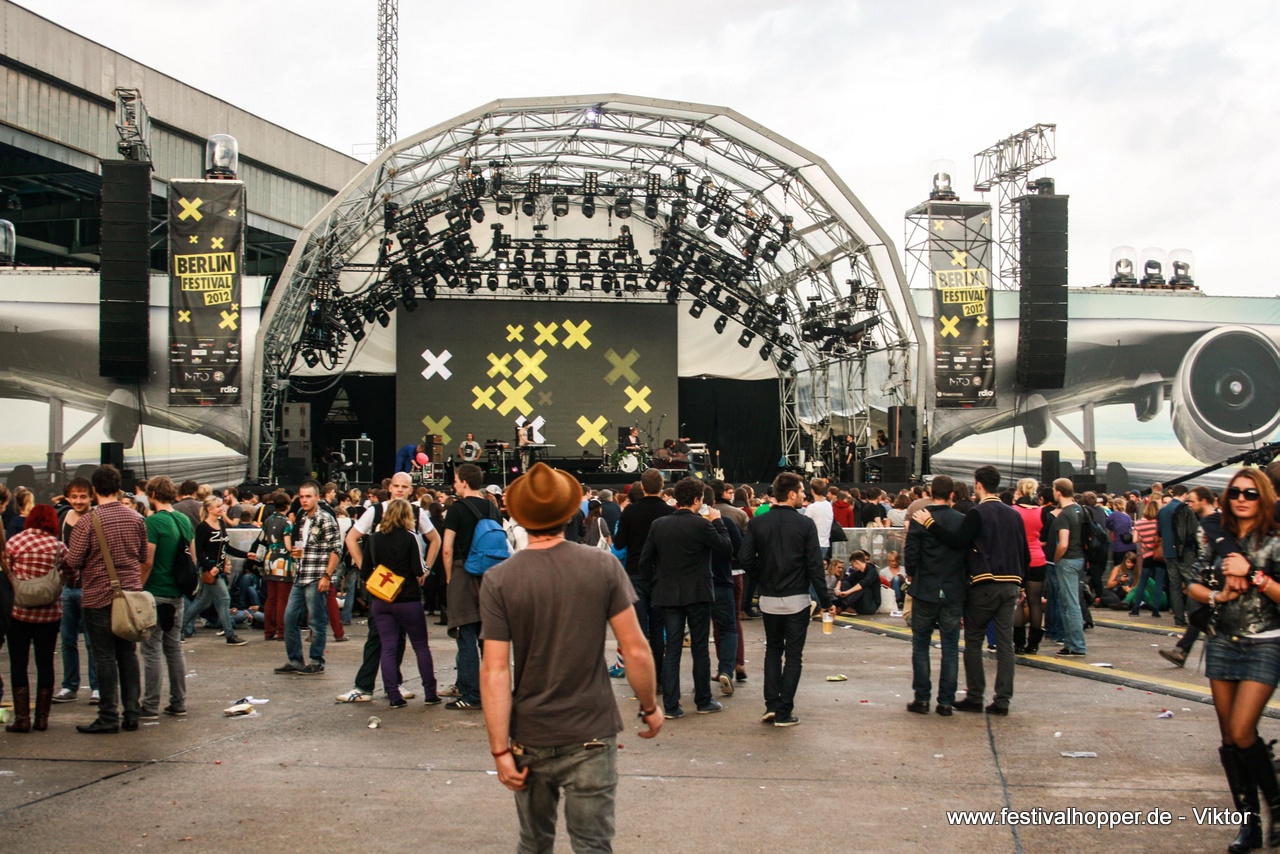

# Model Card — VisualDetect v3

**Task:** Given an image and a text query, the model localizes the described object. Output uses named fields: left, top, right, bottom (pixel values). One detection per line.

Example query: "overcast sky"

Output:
left=16, top=0, right=1280, bottom=298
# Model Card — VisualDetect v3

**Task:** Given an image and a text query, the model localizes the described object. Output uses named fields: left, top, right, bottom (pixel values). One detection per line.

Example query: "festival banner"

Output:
left=168, top=180, right=245, bottom=405
left=929, top=201, right=996, bottom=408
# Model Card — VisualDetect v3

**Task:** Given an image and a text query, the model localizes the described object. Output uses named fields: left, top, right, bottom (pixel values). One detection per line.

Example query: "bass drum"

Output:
left=618, top=452, right=642, bottom=473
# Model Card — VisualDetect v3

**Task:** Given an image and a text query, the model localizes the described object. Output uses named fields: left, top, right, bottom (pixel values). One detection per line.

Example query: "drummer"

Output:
left=623, top=426, right=642, bottom=450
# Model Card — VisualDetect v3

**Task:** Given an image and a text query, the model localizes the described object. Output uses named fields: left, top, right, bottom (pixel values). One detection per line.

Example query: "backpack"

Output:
left=169, top=513, right=201, bottom=598
left=261, top=513, right=293, bottom=578
left=1076, top=505, right=1110, bottom=564
left=461, top=499, right=510, bottom=576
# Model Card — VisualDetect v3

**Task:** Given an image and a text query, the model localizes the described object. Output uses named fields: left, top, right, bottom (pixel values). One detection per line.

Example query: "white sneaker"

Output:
left=89, top=690, right=101, bottom=705
left=397, top=688, right=416, bottom=700
left=335, top=689, right=373, bottom=703
left=52, top=688, right=78, bottom=703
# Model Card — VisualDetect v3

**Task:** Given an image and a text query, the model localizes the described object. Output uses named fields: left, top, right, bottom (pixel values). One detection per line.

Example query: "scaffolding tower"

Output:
left=973, top=123, right=1055, bottom=290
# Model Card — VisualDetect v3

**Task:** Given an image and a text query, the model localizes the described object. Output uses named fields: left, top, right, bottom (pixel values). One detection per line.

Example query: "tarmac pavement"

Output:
left=0, top=610, right=1263, bottom=852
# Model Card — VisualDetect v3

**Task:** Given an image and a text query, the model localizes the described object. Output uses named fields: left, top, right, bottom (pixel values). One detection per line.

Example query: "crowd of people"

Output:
left=3, top=458, right=1280, bottom=851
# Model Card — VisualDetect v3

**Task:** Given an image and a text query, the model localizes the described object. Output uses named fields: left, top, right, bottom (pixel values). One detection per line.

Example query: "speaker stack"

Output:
left=887, top=405, right=918, bottom=462
left=99, top=160, right=152, bottom=379
left=1015, top=190, right=1069, bottom=389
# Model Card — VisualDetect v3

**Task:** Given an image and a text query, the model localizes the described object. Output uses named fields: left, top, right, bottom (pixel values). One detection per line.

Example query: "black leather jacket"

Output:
left=1197, top=528, right=1280, bottom=638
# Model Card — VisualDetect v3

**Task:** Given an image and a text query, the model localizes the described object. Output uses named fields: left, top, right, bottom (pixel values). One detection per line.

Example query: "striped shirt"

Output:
left=65, top=503, right=148, bottom=609
left=6, top=528, right=67, bottom=623
left=1134, top=518, right=1161, bottom=561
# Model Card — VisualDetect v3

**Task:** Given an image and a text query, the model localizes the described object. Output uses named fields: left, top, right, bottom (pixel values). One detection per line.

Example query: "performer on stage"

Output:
left=624, top=426, right=642, bottom=450
left=457, top=432, right=482, bottom=463
left=517, top=419, right=539, bottom=471
left=395, top=441, right=425, bottom=474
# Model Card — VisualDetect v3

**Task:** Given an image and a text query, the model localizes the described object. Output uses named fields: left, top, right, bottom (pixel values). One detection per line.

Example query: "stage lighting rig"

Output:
left=645, top=173, right=661, bottom=218
left=689, top=299, right=706, bottom=318
left=614, top=194, right=632, bottom=219
left=495, top=194, right=514, bottom=216
left=556, top=274, right=570, bottom=295
left=582, top=171, right=598, bottom=218
left=552, top=195, right=569, bottom=218
left=738, top=329, right=755, bottom=348
left=555, top=248, right=568, bottom=270
left=579, top=273, right=594, bottom=291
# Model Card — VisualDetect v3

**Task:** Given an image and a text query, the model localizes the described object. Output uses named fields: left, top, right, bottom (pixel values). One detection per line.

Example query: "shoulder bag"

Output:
left=365, top=532, right=406, bottom=603
left=91, top=509, right=156, bottom=642
left=7, top=541, right=64, bottom=608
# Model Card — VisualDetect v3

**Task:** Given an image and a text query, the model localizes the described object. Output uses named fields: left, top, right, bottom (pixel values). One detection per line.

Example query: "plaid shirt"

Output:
left=293, top=506, right=341, bottom=586
left=65, top=502, right=148, bottom=609
left=6, top=529, right=67, bottom=623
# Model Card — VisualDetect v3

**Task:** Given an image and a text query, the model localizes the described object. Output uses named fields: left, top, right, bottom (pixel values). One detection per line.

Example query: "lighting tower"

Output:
left=973, top=123, right=1056, bottom=289
left=376, top=0, right=398, bottom=152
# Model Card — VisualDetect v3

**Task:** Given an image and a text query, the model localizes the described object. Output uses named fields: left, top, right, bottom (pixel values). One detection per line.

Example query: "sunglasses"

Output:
left=1227, top=487, right=1262, bottom=502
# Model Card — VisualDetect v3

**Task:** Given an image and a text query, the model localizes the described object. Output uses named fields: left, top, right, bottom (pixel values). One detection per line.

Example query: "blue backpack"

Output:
left=462, top=499, right=510, bottom=576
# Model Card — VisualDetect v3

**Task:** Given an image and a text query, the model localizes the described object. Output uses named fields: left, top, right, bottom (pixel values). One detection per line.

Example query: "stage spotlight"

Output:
left=666, top=285, right=679, bottom=305
left=743, top=234, right=760, bottom=256
left=687, top=276, right=706, bottom=296
left=521, top=194, right=536, bottom=217
left=714, top=315, right=729, bottom=334
left=670, top=199, right=687, bottom=223
left=556, top=274, right=570, bottom=295
left=696, top=207, right=712, bottom=229
left=601, top=274, right=615, bottom=293
left=624, top=273, right=639, bottom=292
left=495, top=194, right=514, bottom=216
left=376, top=309, right=391, bottom=328
left=513, top=249, right=527, bottom=270
left=349, top=325, right=366, bottom=343
left=507, top=273, right=523, bottom=290
left=555, top=249, right=568, bottom=270
left=777, top=353, right=794, bottom=371
left=471, top=205, right=485, bottom=223
left=644, top=275, right=660, bottom=291
left=582, top=195, right=595, bottom=218
left=615, top=195, right=632, bottom=219
left=532, top=247, right=547, bottom=270
left=383, top=201, right=400, bottom=232
left=579, top=273, right=594, bottom=291
left=695, top=253, right=713, bottom=272
left=400, top=288, right=418, bottom=312
left=738, top=329, right=755, bottom=347
left=758, top=343, right=773, bottom=361
left=714, top=211, right=734, bottom=238
left=696, top=177, right=712, bottom=203
left=576, top=246, right=591, bottom=270
left=487, top=273, right=499, bottom=291
left=722, top=296, right=740, bottom=317
left=761, top=240, right=780, bottom=263
left=466, top=274, right=481, bottom=293
left=862, top=289, right=879, bottom=311
left=689, top=299, right=706, bottom=318
left=552, top=195, right=569, bottom=217
left=533, top=273, right=547, bottom=293
left=644, top=174, right=660, bottom=218
left=424, top=285, right=437, bottom=301
left=302, top=348, right=320, bottom=368
left=598, top=250, right=612, bottom=270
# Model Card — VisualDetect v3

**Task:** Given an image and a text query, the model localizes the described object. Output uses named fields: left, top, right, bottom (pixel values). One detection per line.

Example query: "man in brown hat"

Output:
left=480, top=463, right=662, bottom=851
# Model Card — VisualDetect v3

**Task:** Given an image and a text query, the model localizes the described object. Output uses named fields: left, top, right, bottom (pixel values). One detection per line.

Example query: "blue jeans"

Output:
left=662, top=603, right=712, bottom=712
left=710, top=586, right=738, bottom=679
left=284, top=581, right=328, bottom=667
left=891, top=575, right=906, bottom=608
left=59, top=587, right=97, bottom=692
left=513, top=735, right=617, bottom=853
left=339, top=563, right=360, bottom=624
left=1134, top=561, right=1167, bottom=615
left=911, top=597, right=963, bottom=706
left=454, top=622, right=481, bottom=704
left=762, top=608, right=810, bottom=718
left=1044, top=563, right=1064, bottom=642
left=182, top=575, right=234, bottom=638
left=1050, top=557, right=1087, bottom=653
left=628, top=576, right=665, bottom=670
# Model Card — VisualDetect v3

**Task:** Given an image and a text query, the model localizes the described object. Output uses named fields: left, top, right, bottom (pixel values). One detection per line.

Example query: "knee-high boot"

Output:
left=1026, top=627, right=1044, bottom=655
left=34, top=687, right=53, bottom=732
left=5, top=686, right=31, bottom=733
left=1013, top=626, right=1026, bottom=653
left=1240, top=739, right=1280, bottom=847
left=1221, top=745, right=1263, bottom=853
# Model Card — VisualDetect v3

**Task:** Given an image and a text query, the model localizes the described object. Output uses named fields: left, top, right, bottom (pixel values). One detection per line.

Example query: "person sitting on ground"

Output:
left=880, top=550, right=906, bottom=610
left=1101, top=551, right=1138, bottom=609
left=834, top=550, right=881, bottom=615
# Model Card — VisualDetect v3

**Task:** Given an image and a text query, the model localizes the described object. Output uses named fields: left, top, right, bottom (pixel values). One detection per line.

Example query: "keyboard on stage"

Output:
left=520, top=443, right=556, bottom=450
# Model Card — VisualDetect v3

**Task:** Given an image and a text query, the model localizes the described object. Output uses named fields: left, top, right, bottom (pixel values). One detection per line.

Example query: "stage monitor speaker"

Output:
left=1040, top=450, right=1060, bottom=486
left=887, top=405, right=918, bottom=460
left=423, top=435, right=445, bottom=461
left=880, top=455, right=910, bottom=483
left=280, top=403, right=310, bottom=444
left=1015, top=192, right=1069, bottom=390
left=99, top=159, right=152, bottom=379
left=100, top=442, right=125, bottom=471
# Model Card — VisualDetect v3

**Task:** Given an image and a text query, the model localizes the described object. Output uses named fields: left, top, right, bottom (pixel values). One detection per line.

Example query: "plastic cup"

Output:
left=822, top=612, right=834, bottom=634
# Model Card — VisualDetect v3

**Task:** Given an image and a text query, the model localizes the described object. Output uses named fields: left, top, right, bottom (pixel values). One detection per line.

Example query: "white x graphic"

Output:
left=420, top=348, right=453, bottom=380
left=515, top=415, right=547, bottom=444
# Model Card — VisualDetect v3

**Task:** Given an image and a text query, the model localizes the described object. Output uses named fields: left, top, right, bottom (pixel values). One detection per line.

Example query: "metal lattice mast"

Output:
left=973, top=123, right=1055, bottom=289
left=376, top=0, right=398, bottom=152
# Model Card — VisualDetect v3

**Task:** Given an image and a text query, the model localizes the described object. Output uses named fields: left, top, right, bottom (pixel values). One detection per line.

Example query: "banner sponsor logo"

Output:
left=930, top=203, right=996, bottom=409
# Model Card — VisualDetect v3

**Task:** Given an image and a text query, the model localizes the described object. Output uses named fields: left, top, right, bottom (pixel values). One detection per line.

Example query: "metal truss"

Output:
left=376, top=0, right=398, bottom=153
left=251, top=96, right=920, bottom=482
left=113, top=88, right=152, bottom=164
left=973, top=123, right=1056, bottom=290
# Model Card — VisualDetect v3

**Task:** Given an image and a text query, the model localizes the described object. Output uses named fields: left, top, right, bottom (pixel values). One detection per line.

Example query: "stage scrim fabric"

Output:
left=168, top=179, right=245, bottom=406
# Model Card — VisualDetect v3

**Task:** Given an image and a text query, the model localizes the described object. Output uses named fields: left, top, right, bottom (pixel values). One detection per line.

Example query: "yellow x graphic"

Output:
left=188, top=235, right=199, bottom=244
left=496, top=380, right=533, bottom=416
left=939, top=316, right=960, bottom=338
left=514, top=349, right=548, bottom=383
left=561, top=319, right=592, bottom=349
left=534, top=321, right=559, bottom=347
left=177, top=310, right=191, bottom=323
left=576, top=415, right=608, bottom=447
left=624, top=385, right=652, bottom=414
left=472, top=386, right=496, bottom=410
left=933, top=220, right=945, bottom=232
left=487, top=352, right=513, bottom=378
left=506, top=324, right=524, bottom=342
left=604, top=348, right=640, bottom=386
left=420, top=415, right=452, bottom=446
left=219, top=309, right=239, bottom=331
left=211, top=237, right=225, bottom=250
left=950, top=250, right=968, bottom=268
left=976, top=315, right=989, bottom=327
left=178, top=197, right=204, bottom=221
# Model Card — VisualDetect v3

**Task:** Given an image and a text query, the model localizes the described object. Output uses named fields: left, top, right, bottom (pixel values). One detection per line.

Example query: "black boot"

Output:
left=1026, top=627, right=1044, bottom=655
left=1013, top=626, right=1027, bottom=654
left=1221, top=745, right=1263, bottom=853
left=1240, top=739, right=1280, bottom=847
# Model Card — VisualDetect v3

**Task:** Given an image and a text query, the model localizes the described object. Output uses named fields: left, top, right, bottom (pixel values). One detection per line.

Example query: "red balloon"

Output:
left=415, top=452, right=429, bottom=465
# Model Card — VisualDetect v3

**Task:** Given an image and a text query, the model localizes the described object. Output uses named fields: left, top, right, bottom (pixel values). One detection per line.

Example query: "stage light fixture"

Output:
left=552, top=195, right=569, bottom=217
left=722, top=296, right=740, bottom=317
left=554, top=274, right=569, bottom=295
left=644, top=173, right=660, bottom=218
left=384, top=201, right=400, bottom=232
left=862, top=290, right=879, bottom=311
left=601, top=274, right=615, bottom=293
left=624, top=273, right=639, bottom=292
left=490, top=161, right=503, bottom=194
left=687, top=276, right=706, bottom=296
left=666, top=285, right=679, bottom=305
left=598, top=250, right=612, bottom=270
left=645, top=275, right=660, bottom=291
left=689, top=299, right=706, bottom=318
left=706, top=285, right=723, bottom=305
left=533, top=273, right=547, bottom=293
left=743, top=234, right=760, bottom=256
left=471, top=205, right=485, bottom=223
left=507, top=273, right=523, bottom=290
left=466, top=274, right=481, bottom=293
left=714, top=211, right=734, bottom=238
left=576, top=247, right=591, bottom=270
left=777, top=353, right=794, bottom=371
left=781, top=215, right=793, bottom=244
left=521, top=194, right=536, bottom=216
left=513, top=249, right=527, bottom=270
left=761, top=240, right=780, bottom=263
left=495, top=249, right=510, bottom=271
left=532, top=247, right=547, bottom=270
left=579, top=273, right=594, bottom=291
left=759, top=343, right=773, bottom=361
left=695, top=253, right=713, bottom=272
left=301, top=348, right=320, bottom=368
left=399, top=288, right=418, bottom=312
left=349, top=325, right=365, bottom=343
left=424, top=285, right=437, bottom=301
left=696, top=207, right=712, bottom=229
left=696, top=177, right=712, bottom=203
left=582, top=195, right=595, bottom=218
left=555, top=249, right=568, bottom=270
left=614, top=195, right=632, bottom=219
left=528, top=174, right=542, bottom=194
left=376, top=309, right=391, bottom=328
left=670, top=199, right=687, bottom=223
left=495, top=194, right=514, bottom=216
left=714, top=315, right=729, bottom=334
left=737, top=329, right=755, bottom=347
left=486, top=273, right=499, bottom=291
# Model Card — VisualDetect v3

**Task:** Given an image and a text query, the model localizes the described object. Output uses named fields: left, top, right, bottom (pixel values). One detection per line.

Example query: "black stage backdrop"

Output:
left=679, top=377, right=780, bottom=483
left=395, top=300, right=679, bottom=457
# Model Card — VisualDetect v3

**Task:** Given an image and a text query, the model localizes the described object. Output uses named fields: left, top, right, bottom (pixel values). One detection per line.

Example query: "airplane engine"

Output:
left=104, top=387, right=140, bottom=447
left=1021, top=393, right=1051, bottom=447
left=1171, top=326, right=1280, bottom=462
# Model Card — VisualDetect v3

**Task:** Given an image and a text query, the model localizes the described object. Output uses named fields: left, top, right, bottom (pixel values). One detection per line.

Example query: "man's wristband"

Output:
left=492, top=747, right=512, bottom=759
left=638, top=706, right=657, bottom=719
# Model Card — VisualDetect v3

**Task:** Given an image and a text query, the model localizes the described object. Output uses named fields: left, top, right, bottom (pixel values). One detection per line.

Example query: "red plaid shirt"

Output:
left=5, top=528, right=67, bottom=623
left=65, top=502, right=148, bottom=609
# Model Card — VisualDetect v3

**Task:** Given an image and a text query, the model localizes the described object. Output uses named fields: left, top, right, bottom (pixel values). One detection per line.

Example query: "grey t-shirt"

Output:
left=479, top=541, right=635, bottom=747
left=1049, top=505, right=1085, bottom=561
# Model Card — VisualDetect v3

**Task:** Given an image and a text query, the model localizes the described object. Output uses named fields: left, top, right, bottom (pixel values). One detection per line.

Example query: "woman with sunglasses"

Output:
left=1187, top=469, right=1280, bottom=852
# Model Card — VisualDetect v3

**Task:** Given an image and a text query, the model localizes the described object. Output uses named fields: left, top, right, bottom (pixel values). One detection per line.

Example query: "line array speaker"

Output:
left=1016, top=193, right=1068, bottom=389
left=887, top=405, right=918, bottom=462
left=99, top=160, right=152, bottom=379
left=1040, top=450, right=1060, bottom=486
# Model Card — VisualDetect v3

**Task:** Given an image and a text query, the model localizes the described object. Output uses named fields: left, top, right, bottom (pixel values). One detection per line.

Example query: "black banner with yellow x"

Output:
left=928, top=202, right=996, bottom=409
left=168, top=179, right=245, bottom=406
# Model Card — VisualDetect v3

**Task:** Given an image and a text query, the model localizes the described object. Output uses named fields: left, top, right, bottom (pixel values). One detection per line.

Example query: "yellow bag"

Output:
left=366, top=565, right=405, bottom=603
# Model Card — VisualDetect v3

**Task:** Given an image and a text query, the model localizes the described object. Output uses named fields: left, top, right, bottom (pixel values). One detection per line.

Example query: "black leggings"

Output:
left=7, top=619, right=59, bottom=691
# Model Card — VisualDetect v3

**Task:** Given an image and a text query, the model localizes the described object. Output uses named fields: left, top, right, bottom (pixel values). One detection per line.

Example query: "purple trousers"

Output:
left=370, top=599, right=438, bottom=703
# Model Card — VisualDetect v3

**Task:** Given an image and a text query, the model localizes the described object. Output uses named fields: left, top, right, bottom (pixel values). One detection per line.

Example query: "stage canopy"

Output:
left=251, top=95, right=922, bottom=480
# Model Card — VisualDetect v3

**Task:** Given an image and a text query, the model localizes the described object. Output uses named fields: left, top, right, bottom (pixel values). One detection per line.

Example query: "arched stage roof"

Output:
left=251, top=94, right=922, bottom=479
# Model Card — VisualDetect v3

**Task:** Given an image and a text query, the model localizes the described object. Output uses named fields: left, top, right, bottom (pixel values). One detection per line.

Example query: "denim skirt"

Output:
left=1205, top=635, right=1280, bottom=686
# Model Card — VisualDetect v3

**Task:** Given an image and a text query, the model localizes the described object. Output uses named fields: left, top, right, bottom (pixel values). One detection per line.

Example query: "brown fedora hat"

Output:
left=504, top=463, right=581, bottom=531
